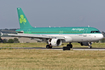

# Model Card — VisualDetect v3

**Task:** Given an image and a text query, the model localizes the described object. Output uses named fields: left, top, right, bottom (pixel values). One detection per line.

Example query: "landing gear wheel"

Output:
left=67, top=44, right=73, bottom=48
left=88, top=46, right=92, bottom=49
left=63, top=46, right=70, bottom=51
left=46, top=45, right=49, bottom=49
left=46, top=45, right=52, bottom=49
left=63, top=43, right=73, bottom=51
left=88, top=42, right=92, bottom=49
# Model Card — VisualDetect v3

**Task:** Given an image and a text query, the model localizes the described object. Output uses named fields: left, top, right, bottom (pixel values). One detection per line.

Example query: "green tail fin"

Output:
left=17, top=8, right=33, bottom=29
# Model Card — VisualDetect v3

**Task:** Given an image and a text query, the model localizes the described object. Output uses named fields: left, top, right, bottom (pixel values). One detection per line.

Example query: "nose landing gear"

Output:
left=88, top=42, right=92, bottom=49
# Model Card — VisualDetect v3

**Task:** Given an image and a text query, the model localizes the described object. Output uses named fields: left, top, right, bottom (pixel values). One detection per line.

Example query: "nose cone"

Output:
left=98, top=34, right=104, bottom=40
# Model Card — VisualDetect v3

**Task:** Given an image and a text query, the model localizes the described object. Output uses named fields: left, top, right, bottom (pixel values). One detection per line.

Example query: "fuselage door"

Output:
left=83, top=28, right=88, bottom=37
left=27, top=29, right=31, bottom=34
left=83, top=28, right=88, bottom=33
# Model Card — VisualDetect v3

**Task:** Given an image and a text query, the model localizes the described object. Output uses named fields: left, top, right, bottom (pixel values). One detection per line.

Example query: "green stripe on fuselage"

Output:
left=16, top=27, right=101, bottom=34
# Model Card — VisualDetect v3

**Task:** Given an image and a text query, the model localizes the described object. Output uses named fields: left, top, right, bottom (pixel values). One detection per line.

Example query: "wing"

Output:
left=8, top=33, right=65, bottom=39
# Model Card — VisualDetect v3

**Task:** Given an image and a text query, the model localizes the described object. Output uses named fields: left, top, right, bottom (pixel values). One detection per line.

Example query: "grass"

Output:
left=0, top=43, right=105, bottom=70
left=0, top=43, right=47, bottom=47
left=0, top=49, right=105, bottom=70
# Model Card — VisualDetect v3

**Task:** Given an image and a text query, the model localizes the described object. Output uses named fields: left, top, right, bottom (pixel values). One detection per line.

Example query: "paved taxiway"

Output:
left=0, top=47, right=105, bottom=51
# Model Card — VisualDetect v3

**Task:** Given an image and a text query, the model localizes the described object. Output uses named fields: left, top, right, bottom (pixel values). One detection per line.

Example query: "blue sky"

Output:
left=0, top=0, right=105, bottom=31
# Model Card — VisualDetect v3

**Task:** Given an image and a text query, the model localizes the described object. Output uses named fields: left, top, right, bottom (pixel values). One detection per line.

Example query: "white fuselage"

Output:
left=46, top=33, right=103, bottom=42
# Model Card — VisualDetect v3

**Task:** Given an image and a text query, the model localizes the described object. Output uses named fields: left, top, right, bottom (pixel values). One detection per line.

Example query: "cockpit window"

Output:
left=91, top=31, right=100, bottom=33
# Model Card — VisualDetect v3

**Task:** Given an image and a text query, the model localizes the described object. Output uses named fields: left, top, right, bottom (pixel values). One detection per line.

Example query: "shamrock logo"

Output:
left=19, top=15, right=26, bottom=24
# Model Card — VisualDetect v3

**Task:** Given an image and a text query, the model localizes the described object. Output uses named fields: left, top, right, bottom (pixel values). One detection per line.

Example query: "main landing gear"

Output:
left=46, top=45, right=52, bottom=49
left=63, top=43, right=73, bottom=51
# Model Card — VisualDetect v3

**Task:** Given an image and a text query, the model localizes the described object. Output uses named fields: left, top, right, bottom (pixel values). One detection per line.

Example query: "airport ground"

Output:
left=0, top=43, right=105, bottom=70
left=0, top=42, right=105, bottom=48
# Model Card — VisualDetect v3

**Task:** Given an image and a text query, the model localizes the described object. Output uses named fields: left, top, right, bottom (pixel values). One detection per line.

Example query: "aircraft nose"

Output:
left=98, top=34, right=104, bottom=39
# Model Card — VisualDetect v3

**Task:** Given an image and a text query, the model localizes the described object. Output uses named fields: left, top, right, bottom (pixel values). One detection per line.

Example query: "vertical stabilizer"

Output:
left=17, top=8, right=33, bottom=29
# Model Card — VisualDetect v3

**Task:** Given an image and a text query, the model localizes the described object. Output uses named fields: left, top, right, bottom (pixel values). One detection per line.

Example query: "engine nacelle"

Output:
left=48, top=39, right=62, bottom=46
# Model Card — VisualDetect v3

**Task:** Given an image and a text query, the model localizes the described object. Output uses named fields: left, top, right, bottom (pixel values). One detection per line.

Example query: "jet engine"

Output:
left=47, top=39, right=62, bottom=46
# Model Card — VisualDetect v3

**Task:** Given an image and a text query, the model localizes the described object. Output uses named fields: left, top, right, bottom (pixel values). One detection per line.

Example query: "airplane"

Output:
left=8, top=8, right=103, bottom=50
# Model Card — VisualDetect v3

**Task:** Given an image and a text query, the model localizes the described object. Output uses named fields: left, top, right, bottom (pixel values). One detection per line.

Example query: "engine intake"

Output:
left=48, top=39, right=62, bottom=46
